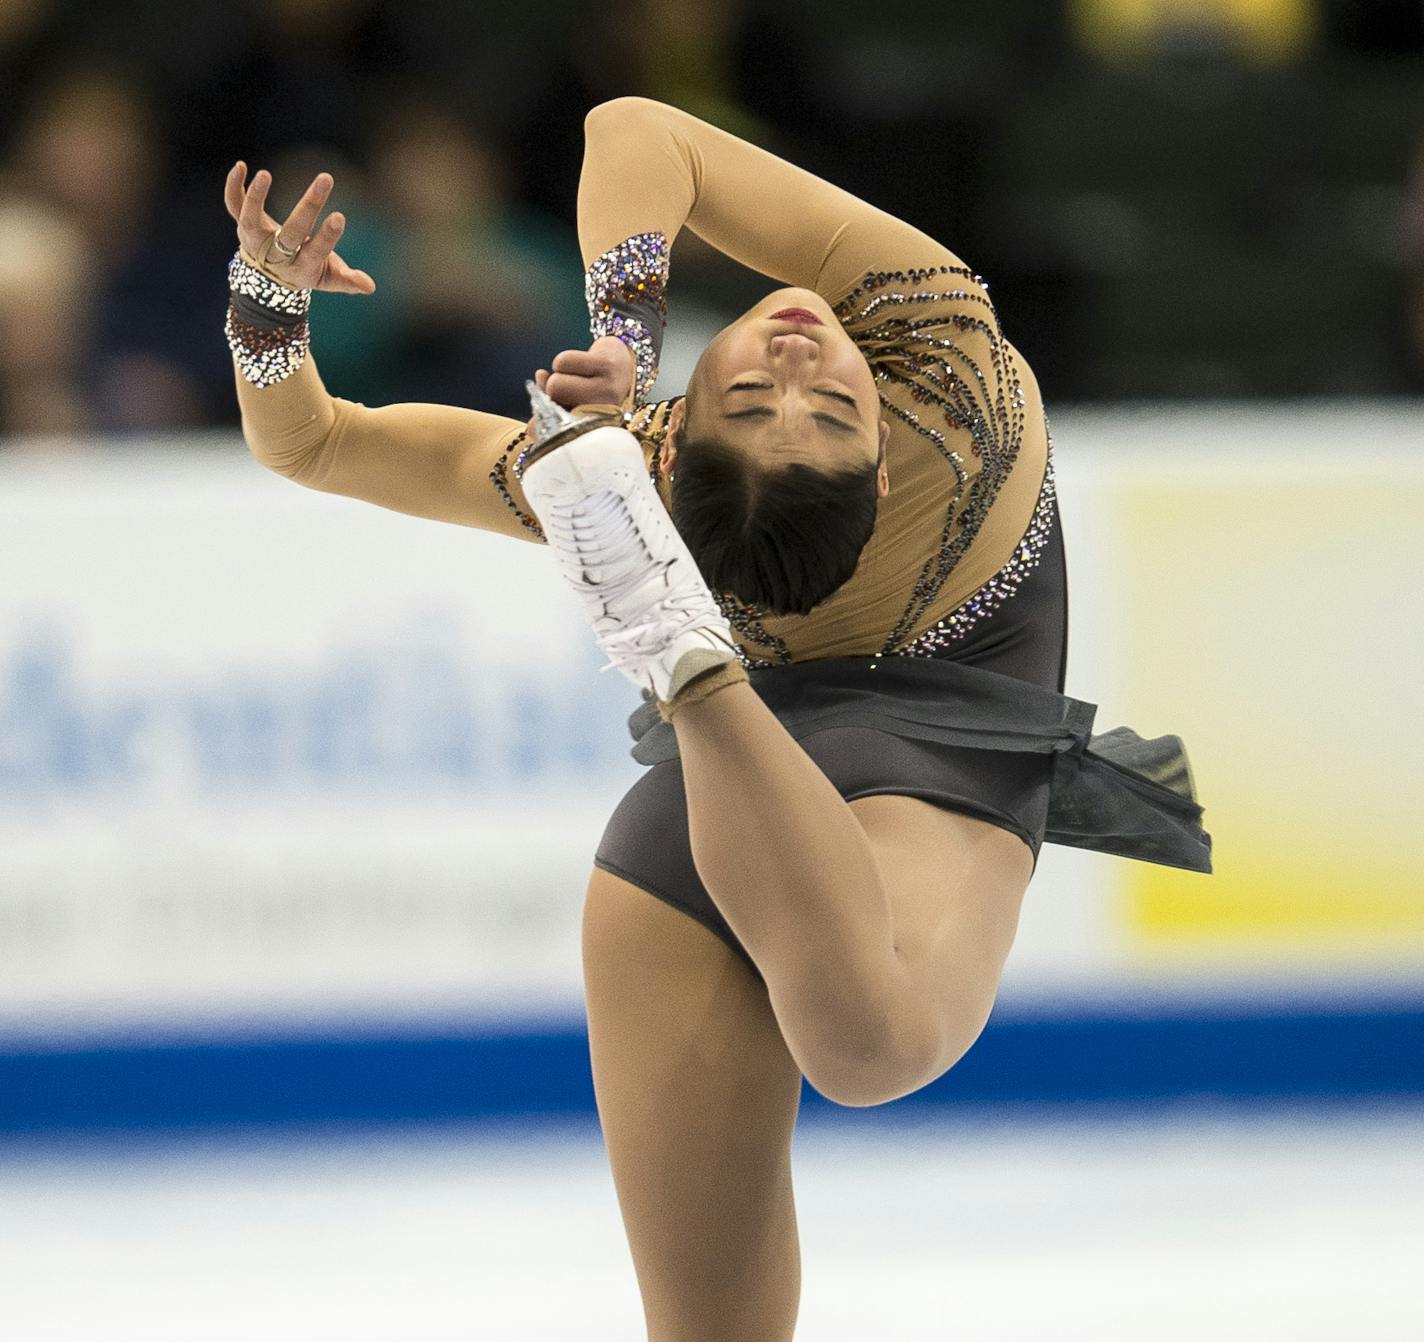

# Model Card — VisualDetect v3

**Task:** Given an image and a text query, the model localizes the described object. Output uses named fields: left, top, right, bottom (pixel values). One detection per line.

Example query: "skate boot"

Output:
left=517, top=380, right=740, bottom=703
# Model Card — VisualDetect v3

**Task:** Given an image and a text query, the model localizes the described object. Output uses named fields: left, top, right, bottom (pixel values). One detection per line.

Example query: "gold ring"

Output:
left=270, top=233, right=300, bottom=261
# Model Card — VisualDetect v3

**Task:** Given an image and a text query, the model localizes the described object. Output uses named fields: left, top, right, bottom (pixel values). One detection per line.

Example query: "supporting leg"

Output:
left=583, top=866, right=803, bottom=1342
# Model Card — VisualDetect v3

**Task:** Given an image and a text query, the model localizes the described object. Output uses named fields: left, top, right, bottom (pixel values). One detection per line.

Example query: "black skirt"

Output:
left=593, top=499, right=1211, bottom=979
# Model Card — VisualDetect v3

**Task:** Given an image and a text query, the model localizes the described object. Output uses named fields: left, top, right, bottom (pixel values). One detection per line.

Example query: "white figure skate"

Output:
left=518, top=380, right=740, bottom=703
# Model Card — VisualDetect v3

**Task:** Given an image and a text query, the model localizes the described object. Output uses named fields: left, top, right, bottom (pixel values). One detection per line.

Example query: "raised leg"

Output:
left=669, top=677, right=1033, bottom=1107
left=583, top=866, right=803, bottom=1342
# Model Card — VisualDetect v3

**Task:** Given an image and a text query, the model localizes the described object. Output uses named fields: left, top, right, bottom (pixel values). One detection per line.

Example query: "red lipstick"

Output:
left=769, top=307, right=823, bottom=325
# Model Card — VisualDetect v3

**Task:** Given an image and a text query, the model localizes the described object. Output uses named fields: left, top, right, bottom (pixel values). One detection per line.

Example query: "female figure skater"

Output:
left=224, top=96, right=1210, bottom=1341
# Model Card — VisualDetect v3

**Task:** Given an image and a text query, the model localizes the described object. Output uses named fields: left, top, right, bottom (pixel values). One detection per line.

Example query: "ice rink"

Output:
left=4, top=6, right=1424, bottom=1339
left=3, top=1105, right=1420, bottom=1340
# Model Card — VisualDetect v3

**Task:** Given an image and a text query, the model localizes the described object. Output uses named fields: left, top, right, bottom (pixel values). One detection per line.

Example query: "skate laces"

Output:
left=543, top=486, right=726, bottom=678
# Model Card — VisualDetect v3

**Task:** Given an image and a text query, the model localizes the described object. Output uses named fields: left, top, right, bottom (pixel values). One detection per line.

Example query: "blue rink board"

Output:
left=3, top=1003, right=1423, bottom=1137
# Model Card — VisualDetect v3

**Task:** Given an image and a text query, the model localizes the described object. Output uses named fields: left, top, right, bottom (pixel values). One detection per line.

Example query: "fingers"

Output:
left=227, top=159, right=375, bottom=294
left=238, top=168, right=272, bottom=238
left=325, top=246, right=377, bottom=294
left=551, top=349, right=599, bottom=375
left=277, top=172, right=334, bottom=253
left=305, top=215, right=376, bottom=294
left=533, top=358, right=621, bottom=413
left=545, top=371, right=608, bottom=406
left=224, top=161, right=246, bottom=220
left=591, top=334, right=636, bottom=373
left=300, top=209, right=345, bottom=269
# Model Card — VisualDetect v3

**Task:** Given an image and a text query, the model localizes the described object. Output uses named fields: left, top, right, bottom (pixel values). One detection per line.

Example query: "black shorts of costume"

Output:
left=593, top=499, right=1211, bottom=983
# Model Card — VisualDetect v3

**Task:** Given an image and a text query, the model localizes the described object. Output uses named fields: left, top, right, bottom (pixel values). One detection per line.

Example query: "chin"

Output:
left=763, top=285, right=820, bottom=306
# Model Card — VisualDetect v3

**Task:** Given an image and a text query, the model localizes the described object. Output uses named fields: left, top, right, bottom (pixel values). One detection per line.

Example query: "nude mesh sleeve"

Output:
left=576, top=97, right=985, bottom=308
left=230, top=243, right=546, bottom=544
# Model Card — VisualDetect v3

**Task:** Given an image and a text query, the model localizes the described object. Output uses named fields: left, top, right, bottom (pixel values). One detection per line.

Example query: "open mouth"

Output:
left=768, top=308, right=823, bottom=325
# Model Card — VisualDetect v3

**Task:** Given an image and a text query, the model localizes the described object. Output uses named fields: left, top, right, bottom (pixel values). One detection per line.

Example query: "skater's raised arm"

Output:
left=578, top=97, right=984, bottom=309
left=224, top=163, right=547, bottom=544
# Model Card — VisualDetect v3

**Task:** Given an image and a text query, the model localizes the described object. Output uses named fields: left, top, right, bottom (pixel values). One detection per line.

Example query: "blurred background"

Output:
left=1, top=0, right=1422, bottom=1338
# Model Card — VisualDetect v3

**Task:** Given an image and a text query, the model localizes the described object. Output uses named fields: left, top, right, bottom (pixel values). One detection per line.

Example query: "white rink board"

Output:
left=1, top=403, right=1421, bottom=1044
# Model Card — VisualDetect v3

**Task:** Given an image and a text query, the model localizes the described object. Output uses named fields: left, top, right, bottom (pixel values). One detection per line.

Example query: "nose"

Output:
left=770, top=332, right=818, bottom=365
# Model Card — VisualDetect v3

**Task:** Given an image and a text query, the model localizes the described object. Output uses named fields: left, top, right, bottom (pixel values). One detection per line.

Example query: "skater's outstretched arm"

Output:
left=578, top=96, right=983, bottom=306
left=570, top=97, right=1005, bottom=432
left=224, top=163, right=549, bottom=544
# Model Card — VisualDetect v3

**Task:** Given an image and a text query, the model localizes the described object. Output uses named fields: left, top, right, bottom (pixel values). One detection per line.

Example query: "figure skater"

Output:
left=224, top=96, right=1210, bottom=1342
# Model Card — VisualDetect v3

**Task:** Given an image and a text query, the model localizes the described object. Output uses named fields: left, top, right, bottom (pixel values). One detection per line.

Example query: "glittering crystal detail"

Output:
left=489, top=428, right=547, bottom=541
left=490, top=399, right=673, bottom=543
left=714, top=593, right=787, bottom=669
left=225, top=308, right=311, bottom=387
left=585, top=231, right=669, bottom=407
left=225, top=250, right=312, bottom=387
left=227, top=250, right=312, bottom=317
left=510, top=408, right=631, bottom=483
left=894, top=439, right=1057, bottom=657
left=844, top=268, right=1025, bottom=653
left=718, top=263, right=1029, bottom=666
left=509, top=434, right=538, bottom=487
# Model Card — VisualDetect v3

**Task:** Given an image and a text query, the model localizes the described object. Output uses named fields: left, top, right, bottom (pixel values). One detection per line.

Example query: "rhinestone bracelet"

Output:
left=225, top=249, right=313, bottom=387
left=584, top=231, right=669, bottom=408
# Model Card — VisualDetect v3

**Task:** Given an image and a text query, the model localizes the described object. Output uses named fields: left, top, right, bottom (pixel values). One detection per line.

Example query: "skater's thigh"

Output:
left=582, top=864, right=801, bottom=1151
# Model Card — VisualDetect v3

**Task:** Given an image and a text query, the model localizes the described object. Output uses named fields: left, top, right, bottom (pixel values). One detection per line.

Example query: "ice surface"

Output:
left=1, top=1107, right=1419, bottom=1340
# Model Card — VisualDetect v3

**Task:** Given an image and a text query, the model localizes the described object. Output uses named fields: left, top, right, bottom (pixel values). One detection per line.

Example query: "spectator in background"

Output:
left=1, top=0, right=1417, bottom=431
left=0, top=196, right=95, bottom=436
left=507, top=0, right=801, bottom=397
left=360, top=94, right=588, bottom=419
left=0, top=0, right=62, bottom=114
left=256, top=100, right=594, bottom=418
left=3, top=61, right=227, bottom=432
left=257, top=142, right=404, bottom=409
left=0, top=50, right=587, bottom=434
left=0, top=0, right=821, bottom=433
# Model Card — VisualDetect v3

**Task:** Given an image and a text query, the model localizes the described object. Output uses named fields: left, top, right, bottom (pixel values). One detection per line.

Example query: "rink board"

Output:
left=1, top=404, right=1421, bottom=1130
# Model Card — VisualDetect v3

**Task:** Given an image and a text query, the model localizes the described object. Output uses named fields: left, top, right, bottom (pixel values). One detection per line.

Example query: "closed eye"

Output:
left=729, top=378, right=860, bottom=430
left=730, top=380, right=858, bottom=410
left=723, top=406, right=858, bottom=433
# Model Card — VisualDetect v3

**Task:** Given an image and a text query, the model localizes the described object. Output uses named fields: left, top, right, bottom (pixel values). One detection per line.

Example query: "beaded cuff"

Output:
left=584, top=231, right=669, bottom=407
left=225, top=250, right=313, bottom=387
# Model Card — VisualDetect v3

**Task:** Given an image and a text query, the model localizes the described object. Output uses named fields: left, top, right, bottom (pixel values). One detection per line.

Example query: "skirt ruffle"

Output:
left=624, top=655, right=1211, bottom=875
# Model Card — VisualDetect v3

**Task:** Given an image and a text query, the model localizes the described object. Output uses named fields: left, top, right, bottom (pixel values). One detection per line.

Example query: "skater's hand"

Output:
left=224, top=161, right=376, bottom=295
left=532, top=336, right=636, bottom=415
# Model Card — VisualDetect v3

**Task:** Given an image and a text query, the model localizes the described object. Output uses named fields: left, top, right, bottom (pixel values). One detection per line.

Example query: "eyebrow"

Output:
left=720, top=406, right=859, bottom=434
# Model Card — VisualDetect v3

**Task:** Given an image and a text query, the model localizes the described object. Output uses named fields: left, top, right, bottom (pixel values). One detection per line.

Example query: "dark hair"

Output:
left=669, top=424, right=881, bottom=618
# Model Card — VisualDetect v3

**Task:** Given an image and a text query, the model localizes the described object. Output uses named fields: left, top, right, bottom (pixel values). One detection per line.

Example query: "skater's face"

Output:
left=668, top=287, right=889, bottom=495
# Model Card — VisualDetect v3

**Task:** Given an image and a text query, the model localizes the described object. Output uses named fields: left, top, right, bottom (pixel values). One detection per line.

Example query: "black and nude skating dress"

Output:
left=232, top=98, right=1210, bottom=979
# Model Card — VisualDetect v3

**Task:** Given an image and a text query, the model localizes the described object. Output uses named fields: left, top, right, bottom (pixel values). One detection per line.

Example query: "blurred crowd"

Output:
left=0, top=0, right=1421, bottom=442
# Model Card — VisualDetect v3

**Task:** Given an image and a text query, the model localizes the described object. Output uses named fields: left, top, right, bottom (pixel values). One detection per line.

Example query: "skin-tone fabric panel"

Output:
left=234, top=352, right=543, bottom=542
left=231, top=242, right=549, bottom=542
left=577, top=98, right=1050, bottom=664
left=578, top=97, right=979, bottom=307
left=745, top=355, right=1049, bottom=663
left=231, top=101, right=1051, bottom=652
